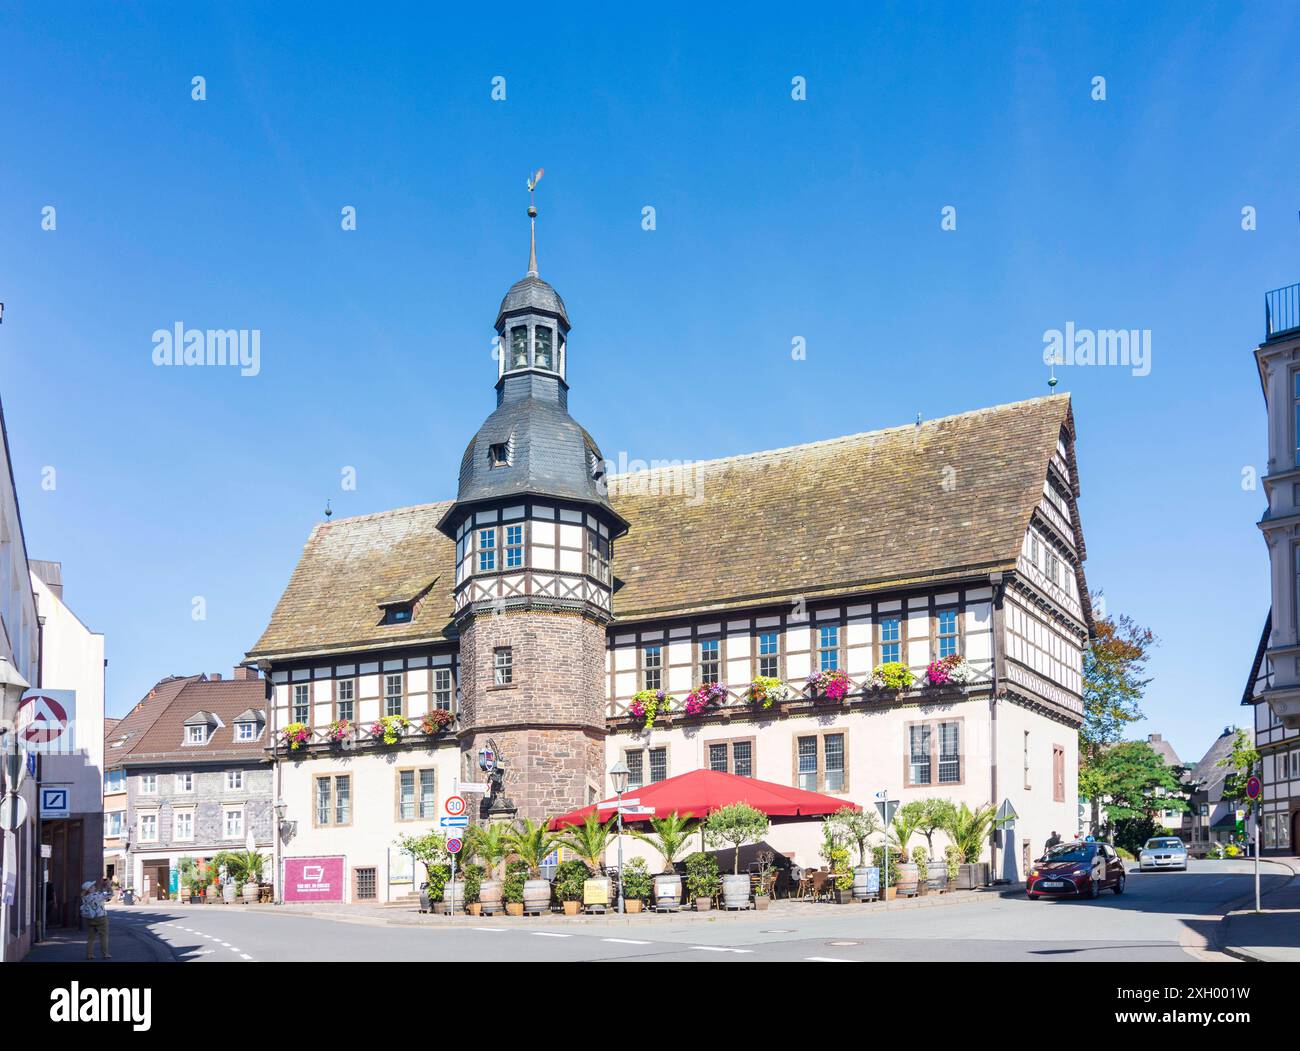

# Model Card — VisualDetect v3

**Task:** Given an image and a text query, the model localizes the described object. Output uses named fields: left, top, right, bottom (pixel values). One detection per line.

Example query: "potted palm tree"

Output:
left=466, top=823, right=509, bottom=915
left=225, top=849, right=265, bottom=903
left=560, top=812, right=615, bottom=907
left=942, top=803, right=998, bottom=888
left=704, top=803, right=769, bottom=909
left=632, top=811, right=696, bottom=910
left=506, top=818, right=561, bottom=915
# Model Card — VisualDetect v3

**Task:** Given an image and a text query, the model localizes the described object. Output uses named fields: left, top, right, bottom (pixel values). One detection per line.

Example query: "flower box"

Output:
left=870, top=662, right=915, bottom=691
left=629, top=689, right=671, bottom=729
left=747, top=676, right=789, bottom=710
left=683, top=682, right=727, bottom=717
left=924, top=654, right=977, bottom=688
left=370, top=714, right=410, bottom=745
left=281, top=723, right=311, bottom=751
left=805, top=669, right=850, bottom=702
left=420, top=709, right=453, bottom=736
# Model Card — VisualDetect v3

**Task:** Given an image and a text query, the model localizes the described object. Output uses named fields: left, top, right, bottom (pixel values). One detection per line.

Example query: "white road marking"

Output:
left=240, top=954, right=252, bottom=960
left=804, top=956, right=850, bottom=962
left=530, top=931, right=571, bottom=938
left=603, top=938, right=651, bottom=945
left=472, top=927, right=506, bottom=932
left=690, top=945, right=752, bottom=953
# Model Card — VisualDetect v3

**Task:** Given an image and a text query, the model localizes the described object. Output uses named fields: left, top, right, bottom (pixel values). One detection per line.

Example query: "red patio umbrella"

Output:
left=547, top=768, right=859, bottom=830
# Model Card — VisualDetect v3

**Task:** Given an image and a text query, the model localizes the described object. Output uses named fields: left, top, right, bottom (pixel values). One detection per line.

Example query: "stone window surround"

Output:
left=903, top=717, right=964, bottom=789
left=791, top=729, right=849, bottom=795
left=313, top=773, right=352, bottom=828
left=623, top=745, right=668, bottom=790
left=394, top=766, right=437, bottom=822
left=704, top=735, right=756, bottom=777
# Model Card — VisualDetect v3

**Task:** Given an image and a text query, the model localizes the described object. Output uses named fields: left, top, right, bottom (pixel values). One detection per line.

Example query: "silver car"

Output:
left=1138, top=836, right=1188, bottom=871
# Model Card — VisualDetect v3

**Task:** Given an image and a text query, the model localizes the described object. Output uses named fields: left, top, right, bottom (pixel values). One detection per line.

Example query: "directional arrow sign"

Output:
left=457, top=782, right=489, bottom=794
left=621, top=806, right=656, bottom=816
left=597, top=798, right=639, bottom=810
left=439, top=816, right=469, bottom=828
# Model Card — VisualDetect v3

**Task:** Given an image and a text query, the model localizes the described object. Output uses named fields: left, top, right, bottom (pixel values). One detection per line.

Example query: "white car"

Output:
left=1138, top=836, right=1188, bottom=871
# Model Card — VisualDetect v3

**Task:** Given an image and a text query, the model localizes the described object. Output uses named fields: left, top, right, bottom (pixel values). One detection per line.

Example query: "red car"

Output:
left=1027, top=841, right=1126, bottom=899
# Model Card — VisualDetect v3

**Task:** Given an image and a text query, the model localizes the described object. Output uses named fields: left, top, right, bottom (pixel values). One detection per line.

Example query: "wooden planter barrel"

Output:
left=522, top=879, right=551, bottom=915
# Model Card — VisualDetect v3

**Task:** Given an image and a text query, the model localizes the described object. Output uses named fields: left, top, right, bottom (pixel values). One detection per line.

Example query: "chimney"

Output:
left=230, top=667, right=259, bottom=680
left=210, top=673, right=222, bottom=682
left=1147, top=733, right=1162, bottom=742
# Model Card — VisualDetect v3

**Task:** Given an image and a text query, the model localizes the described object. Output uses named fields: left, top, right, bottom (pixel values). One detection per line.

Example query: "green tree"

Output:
left=888, top=804, right=926, bottom=858
left=465, top=822, right=510, bottom=879
left=1080, top=601, right=1157, bottom=831
left=904, top=798, right=957, bottom=853
left=1216, top=728, right=1262, bottom=817
left=942, top=803, right=999, bottom=863
left=631, top=812, right=697, bottom=873
left=560, top=812, right=616, bottom=872
left=827, top=805, right=880, bottom=866
left=1094, top=740, right=1189, bottom=841
left=703, top=803, right=769, bottom=874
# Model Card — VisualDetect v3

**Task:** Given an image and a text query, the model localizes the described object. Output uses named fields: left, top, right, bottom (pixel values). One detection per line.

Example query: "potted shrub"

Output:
left=704, top=803, right=769, bottom=910
left=621, top=857, right=652, bottom=913
left=684, top=851, right=720, bottom=911
left=890, top=809, right=923, bottom=896
left=554, top=859, right=591, bottom=916
left=397, top=830, right=450, bottom=912
left=944, top=845, right=962, bottom=890
left=870, top=662, right=915, bottom=691
left=281, top=722, right=311, bottom=751
left=819, top=821, right=854, bottom=903
left=805, top=669, right=851, bottom=702
left=753, top=850, right=776, bottom=909
left=176, top=857, right=197, bottom=906
left=872, top=845, right=898, bottom=900
left=942, top=803, right=998, bottom=888
left=912, top=845, right=932, bottom=895
left=632, top=812, right=696, bottom=910
left=369, top=713, right=410, bottom=745
left=225, top=849, right=265, bottom=903
left=683, top=682, right=728, bottom=717
left=629, top=689, right=671, bottom=730
left=420, top=708, right=453, bottom=736
left=503, top=860, right=529, bottom=916
left=747, top=676, right=789, bottom=710
left=506, top=818, right=561, bottom=915
left=827, top=805, right=881, bottom=899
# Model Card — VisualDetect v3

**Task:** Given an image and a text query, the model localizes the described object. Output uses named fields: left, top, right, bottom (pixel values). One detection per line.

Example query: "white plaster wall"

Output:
left=993, top=700, right=1079, bottom=881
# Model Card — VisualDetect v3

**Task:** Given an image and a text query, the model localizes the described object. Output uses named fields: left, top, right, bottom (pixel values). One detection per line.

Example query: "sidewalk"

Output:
left=1216, top=856, right=1300, bottom=963
left=239, top=884, right=1013, bottom=928
left=24, top=909, right=173, bottom=963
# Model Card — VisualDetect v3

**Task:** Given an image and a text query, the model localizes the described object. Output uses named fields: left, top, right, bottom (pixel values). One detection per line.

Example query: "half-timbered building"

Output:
left=246, top=217, right=1095, bottom=902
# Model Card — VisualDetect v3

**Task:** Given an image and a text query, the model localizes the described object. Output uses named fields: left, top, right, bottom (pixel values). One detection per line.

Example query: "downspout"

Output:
left=257, top=661, right=281, bottom=905
left=988, top=572, right=1006, bottom=880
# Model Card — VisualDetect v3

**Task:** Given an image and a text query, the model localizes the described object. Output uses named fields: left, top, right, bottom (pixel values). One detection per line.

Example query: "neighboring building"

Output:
left=107, top=671, right=271, bottom=901
left=247, top=209, right=1095, bottom=902
left=1251, top=279, right=1300, bottom=853
left=1144, top=732, right=1186, bottom=830
left=30, top=560, right=106, bottom=928
left=1181, top=726, right=1245, bottom=851
left=102, top=675, right=202, bottom=882
left=1243, top=613, right=1296, bottom=854
left=0, top=395, right=42, bottom=962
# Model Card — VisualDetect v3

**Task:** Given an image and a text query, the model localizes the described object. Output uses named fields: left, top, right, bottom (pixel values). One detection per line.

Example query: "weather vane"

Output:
left=526, top=167, right=544, bottom=276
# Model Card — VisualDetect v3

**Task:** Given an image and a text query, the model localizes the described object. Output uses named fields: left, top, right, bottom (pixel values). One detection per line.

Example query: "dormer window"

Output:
left=510, top=326, right=529, bottom=369
left=489, top=443, right=509, bottom=467
left=235, top=721, right=257, bottom=741
left=382, top=604, right=413, bottom=625
left=535, top=326, right=553, bottom=370
left=186, top=725, right=208, bottom=745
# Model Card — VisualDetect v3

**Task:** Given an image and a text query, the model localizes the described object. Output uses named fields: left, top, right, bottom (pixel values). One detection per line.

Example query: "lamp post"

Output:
left=609, top=761, right=630, bottom=914
left=274, top=797, right=287, bottom=905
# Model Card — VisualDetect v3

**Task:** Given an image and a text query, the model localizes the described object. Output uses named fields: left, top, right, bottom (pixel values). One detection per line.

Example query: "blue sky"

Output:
left=1, top=3, right=1297, bottom=764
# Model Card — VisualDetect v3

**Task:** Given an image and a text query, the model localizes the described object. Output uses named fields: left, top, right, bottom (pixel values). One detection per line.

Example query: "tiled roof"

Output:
left=104, top=675, right=203, bottom=764
left=1186, top=728, right=1241, bottom=799
left=247, top=394, right=1076, bottom=660
left=120, top=678, right=269, bottom=766
left=1241, top=611, right=1271, bottom=706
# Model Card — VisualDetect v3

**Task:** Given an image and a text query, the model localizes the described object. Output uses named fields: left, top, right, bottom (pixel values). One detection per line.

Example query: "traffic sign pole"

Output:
left=1246, top=773, right=1263, bottom=913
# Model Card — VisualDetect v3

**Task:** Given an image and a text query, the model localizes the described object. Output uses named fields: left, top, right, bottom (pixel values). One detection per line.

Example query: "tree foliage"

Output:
left=827, top=805, right=880, bottom=866
left=631, top=811, right=697, bottom=873
left=1216, top=728, right=1262, bottom=816
left=703, top=803, right=769, bottom=874
left=1093, top=740, right=1190, bottom=829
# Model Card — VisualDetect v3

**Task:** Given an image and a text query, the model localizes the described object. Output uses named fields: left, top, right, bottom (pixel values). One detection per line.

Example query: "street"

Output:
left=92, top=861, right=1289, bottom=963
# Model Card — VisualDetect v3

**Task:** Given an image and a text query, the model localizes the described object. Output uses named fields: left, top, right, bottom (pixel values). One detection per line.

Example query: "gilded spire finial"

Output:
left=526, top=168, right=544, bottom=276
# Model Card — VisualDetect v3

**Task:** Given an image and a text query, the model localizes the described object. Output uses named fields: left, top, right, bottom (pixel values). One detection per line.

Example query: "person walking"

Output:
left=80, top=880, right=111, bottom=960
left=1044, top=830, right=1062, bottom=855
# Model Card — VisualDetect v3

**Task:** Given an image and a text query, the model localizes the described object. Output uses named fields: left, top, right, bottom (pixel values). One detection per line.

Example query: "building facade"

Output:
left=247, top=216, right=1094, bottom=902
left=1250, top=281, right=1300, bottom=853
left=30, top=560, right=106, bottom=928
left=104, top=671, right=272, bottom=900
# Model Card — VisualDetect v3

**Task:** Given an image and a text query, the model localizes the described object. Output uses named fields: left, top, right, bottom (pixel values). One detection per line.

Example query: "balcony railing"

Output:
left=1266, top=283, right=1300, bottom=341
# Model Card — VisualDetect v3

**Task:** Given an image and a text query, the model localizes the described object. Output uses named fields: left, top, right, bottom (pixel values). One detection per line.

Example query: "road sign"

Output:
left=995, top=799, right=1019, bottom=827
left=1246, top=775, right=1262, bottom=800
left=443, top=794, right=467, bottom=817
left=621, top=806, right=656, bottom=816
left=39, top=787, right=69, bottom=818
left=447, top=838, right=462, bottom=855
left=598, top=797, right=639, bottom=810
left=0, top=793, right=28, bottom=832
left=874, top=799, right=898, bottom=825
left=457, top=782, right=489, bottom=794
left=16, top=693, right=68, bottom=746
left=439, top=816, right=469, bottom=828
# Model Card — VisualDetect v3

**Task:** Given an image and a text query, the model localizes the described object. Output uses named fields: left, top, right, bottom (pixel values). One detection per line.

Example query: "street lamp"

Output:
left=609, top=761, right=630, bottom=914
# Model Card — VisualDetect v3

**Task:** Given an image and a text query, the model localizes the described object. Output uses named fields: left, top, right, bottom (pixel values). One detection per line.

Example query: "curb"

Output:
left=1207, top=858, right=1300, bottom=962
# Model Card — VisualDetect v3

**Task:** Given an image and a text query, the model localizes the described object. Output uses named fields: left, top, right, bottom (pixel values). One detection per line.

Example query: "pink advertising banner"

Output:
left=283, top=856, right=346, bottom=902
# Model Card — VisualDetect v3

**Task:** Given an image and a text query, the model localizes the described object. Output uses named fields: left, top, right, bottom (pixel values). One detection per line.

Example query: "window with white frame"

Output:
left=337, top=678, right=355, bottom=721
left=138, top=812, right=158, bottom=842
left=643, top=645, right=662, bottom=692
left=758, top=631, right=779, bottom=679
left=235, top=721, right=257, bottom=741
left=384, top=673, right=404, bottom=717
left=625, top=747, right=667, bottom=790
left=880, top=617, right=902, bottom=664
left=494, top=648, right=513, bottom=686
left=224, top=807, right=244, bottom=839
left=699, top=638, right=720, bottom=684
left=173, top=810, right=194, bottom=841
left=937, top=608, right=958, bottom=659
left=587, top=529, right=610, bottom=582
left=292, top=683, right=310, bottom=724
left=939, top=722, right=961, bottom=784
left=433, top=668, right=453, bottom=710
left=315, top=774, right=352, bottom=826
left=505, top=524, right=524, bottom=569
left=796, top=732, right=846, bottom=793
left=909, top=725, right=932, bottom=785
left=104, top=769, right=125, bottom=793
left=707, top=739, right=754, bottom=778
left=226, top=770, right=244, bottom=791
left=817, top=624, right=840, bottom=672
left=185, top=725, right=207, bottom=745
left=478, top=528, right=497, bottom=572
left=175, top=772, right=193, bottom=793
left=139, top=774, right=157, bottom=795
left=105, top=811, right=123, bottom=837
